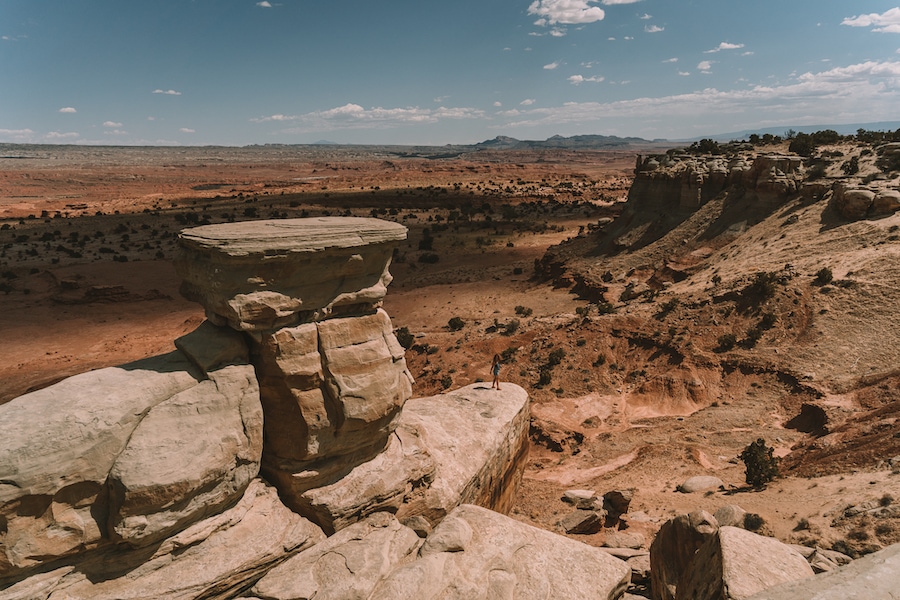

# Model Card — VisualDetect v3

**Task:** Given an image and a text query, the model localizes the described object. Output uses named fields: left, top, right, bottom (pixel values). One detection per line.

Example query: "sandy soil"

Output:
left=3, top=143, right=899, bottom=567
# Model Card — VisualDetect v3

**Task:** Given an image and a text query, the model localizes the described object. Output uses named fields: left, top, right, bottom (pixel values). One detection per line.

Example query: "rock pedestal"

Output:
left=175, top=217, right=415, bottom=503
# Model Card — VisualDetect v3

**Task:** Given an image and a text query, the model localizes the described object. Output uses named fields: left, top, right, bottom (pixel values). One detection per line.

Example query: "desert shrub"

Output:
left=740, top=438, right=780, bottom=487
left=500, top=346, right=518, bottom=361
left=758, top=312, right=777, bottom=330
left=440, top=375, right=453, bottom=390
left=716, top=333, right=737, bottom=352
left=789, top=133, right=816, bottom=157
left=743, top=513, right=766, bottom=531
left=394, top=327, right=414, bottom=350
left=576, top=337, right=586, bottom=347
left=537, top=368, right=552, bottom=387
left=596, top=301, right=616, bottom=315
left=502, top=319, right=520, bottom=335
left=743, top=271, right=781, bottom=301
left=448, top=316, right=465, bottom=331
left=842, top=156, right=860, bottom=176
left=514, top=305, right=533, bottom=317
left=592, top=354, right=606, bottom=367
left=418, top=252, right=439, bottom=263
left=547, top=348, right=566, bottom=367
left=813, top=267, right=833, bottom=286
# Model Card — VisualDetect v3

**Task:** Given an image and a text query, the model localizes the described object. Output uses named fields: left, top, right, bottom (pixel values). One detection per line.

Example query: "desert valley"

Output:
left=3, top=133, right=900, bottom=598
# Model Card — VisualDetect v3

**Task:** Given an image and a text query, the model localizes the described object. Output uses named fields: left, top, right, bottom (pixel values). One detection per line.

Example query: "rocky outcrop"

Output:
left=677, top=526, right=814, bottom=600
left=289, top=383, right=530, bottom=533
left=2, top=217, right=537, bottom=597
left=0, top=322, right=261, bottom=580
left=176, top=218, right=416, bottom=510
left=631, top=153, right=804, bottom=213
left=0, top=480, right=324, bottom=600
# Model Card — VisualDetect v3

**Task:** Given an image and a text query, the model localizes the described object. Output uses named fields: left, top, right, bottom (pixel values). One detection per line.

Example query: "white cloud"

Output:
left=494, top=101, right=503, bottom=107
left=600, top=0, right=642, bottom=4
left=544, top=61, right=560, bottom=70
left=528, top=0, right=605, bottom=26
left=252, top=103, right=485, bottom=133
left=639, top=13, right=651, bottom=20
left=569, top=74, right=605, bottom=84
left=0, top=128, right=35, bottom=141
left=256, top=1, right=272, bottom=6
left=697, top=60, right=713, bottom=72
left=102, top=121, right=123, bottom=128
left=705, top=42, right=745, bottom=53
left=663, top=57, right=678, bottom=63
left=550, top=28, right=567, bottom=37
left=678, top=71, right=691, bottom=76
left=493, top=60, right=900, bottom=133
left=153, top=89, right=182, bottom=95
left=104, top=129, right=128, bottom=135
left=180, top=128, right=196, bottom=133
left=45, top=131, right=79, bottom=140
left=842, top=8, right=900, bottom=33
left=644, top=24, right=663, bottom=33
left=58, top=107, right=76, bottom=113
left=520, top=99, right=536, bottom=106
left=623, top=36, right=633, bottom=40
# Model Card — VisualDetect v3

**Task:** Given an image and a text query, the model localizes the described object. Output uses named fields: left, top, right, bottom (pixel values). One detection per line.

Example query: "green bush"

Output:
left=394, top=326, right=414, bottom=350
left=814, top=267, right=833, bottom=286
left=740, top=438, right=780, bottom=487
left=716, top=333, right=737, bottom=352
left=448, top=316, right=465, bottom=331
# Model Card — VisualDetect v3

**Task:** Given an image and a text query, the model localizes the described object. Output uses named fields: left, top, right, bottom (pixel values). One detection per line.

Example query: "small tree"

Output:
left=740, top=438, right=780, bottom=487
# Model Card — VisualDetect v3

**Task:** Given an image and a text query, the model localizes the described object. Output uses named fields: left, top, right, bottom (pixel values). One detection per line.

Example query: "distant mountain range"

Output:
left=474, top=134, right=663, bottom=150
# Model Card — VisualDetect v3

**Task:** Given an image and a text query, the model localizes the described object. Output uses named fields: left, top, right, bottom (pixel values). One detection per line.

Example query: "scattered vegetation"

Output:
left=740, top=438, right=780, bottom=488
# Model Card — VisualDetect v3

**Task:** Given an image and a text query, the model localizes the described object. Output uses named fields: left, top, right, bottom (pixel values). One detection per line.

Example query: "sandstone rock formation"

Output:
left=0, top=322, right=261, bottom=580
left=677, top=526, right=814, bottom=600
left=1, top=217, right=540, bottom=598
left=175, top=218, right=416, bottom=512
left=0, top=480, right=324, bottom=600
left=292, top=383, right=530, bottom=533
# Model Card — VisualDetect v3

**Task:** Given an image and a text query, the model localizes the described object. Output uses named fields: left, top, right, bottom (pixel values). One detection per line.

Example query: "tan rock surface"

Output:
left=288, top=383, right=529, bottom=534
left=368, top=504, right=631, bottom=600
left=746, top=541, right=900, bottom=600
left=0, top=480, right=324, bottom=600
left=678, top=526, right=814, bottom=600
left=250, top=511, right=421, bottom=600
left=0, top=322, right=262, bottom=578
left=649, top=510, right=719, bottom=600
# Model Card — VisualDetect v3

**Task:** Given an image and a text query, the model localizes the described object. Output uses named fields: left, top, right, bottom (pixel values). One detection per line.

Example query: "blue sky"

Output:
left=2, top=1, right=899, bottom=146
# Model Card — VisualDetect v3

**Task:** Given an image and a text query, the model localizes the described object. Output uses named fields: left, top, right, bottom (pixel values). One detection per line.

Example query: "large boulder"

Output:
left=0, top=322, right=262, bottom=579
left=286, top=383, right=531, bottom=533
left=0, top=480, right=324, bottom=600
left=367, top=504, right=631, bottom=599
left=650, top=510, right=719, bottom=600
left=175, top=217, right=408, bottom=331
left=746, top=541, right=900, bottom=599
left=677, top=526, right=814, bottom=600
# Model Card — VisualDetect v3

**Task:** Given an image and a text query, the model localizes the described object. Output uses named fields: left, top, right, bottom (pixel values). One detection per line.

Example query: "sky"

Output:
left=1, top=1, right=900, bottom=146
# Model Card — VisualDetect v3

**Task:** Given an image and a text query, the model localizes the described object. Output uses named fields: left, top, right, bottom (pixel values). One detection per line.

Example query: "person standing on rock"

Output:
left=491, top=354, right=502, bottom=390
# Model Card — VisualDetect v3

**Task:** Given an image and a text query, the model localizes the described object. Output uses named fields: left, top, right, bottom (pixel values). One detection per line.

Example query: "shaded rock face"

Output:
left=649, top=510, right=719, bottom=600
left=176, top=217, right=415, bottom=504
left=0, top=323, right=262, bottom=581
